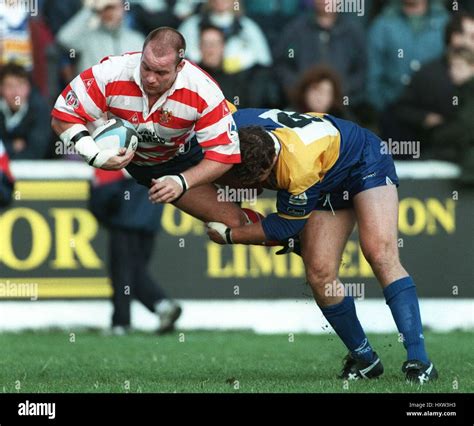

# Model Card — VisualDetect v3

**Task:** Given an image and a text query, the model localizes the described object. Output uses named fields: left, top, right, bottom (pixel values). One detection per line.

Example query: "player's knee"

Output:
left=305, top=263, right=338, bottom=294
left=362, top=239, right=399, bottom=271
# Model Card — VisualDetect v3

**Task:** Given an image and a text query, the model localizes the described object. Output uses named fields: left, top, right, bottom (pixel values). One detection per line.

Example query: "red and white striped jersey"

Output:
left=0, top=140, right=13, bottom=182
left=52, top=52, right=241, bottom=166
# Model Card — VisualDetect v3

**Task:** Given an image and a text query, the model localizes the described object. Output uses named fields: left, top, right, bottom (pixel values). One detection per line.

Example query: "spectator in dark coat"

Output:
left=367, top=0, right=449, bottom=140
left=394, top=12, right=474, bottom=156
left=0, top=63, right=51, bottom=159
left=431, top=47, right=474, bottom=184
left=42, top=0, right=82, bottom=35
left=0, top=139, right=14, bottom=207
left=367, top=0, right=449, bottom=112
left=275, top=0, right=367, bottom=106
left=198, top=25, right=281, bottom=108
left=89, top=169, right=182, bottom=335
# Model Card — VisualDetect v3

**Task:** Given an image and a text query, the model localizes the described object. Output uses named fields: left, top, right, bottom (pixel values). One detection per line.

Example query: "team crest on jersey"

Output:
left=65, top=90, right=79, bottom=108
left=159, top=109, right=173, bottom=124
left=130, top=112, right=139, bottom=125
left=289, top=192, right=308, bottom=206
left=83, top=78, right=94, bottom=91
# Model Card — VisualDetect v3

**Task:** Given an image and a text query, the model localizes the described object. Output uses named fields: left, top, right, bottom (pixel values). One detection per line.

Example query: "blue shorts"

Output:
left=315, top=124, right=399, bottom=211
left=126, top=137, right=204, bottom=188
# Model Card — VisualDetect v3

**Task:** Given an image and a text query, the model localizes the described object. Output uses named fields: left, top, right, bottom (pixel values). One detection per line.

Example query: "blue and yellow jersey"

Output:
left=233, top=108, right=366, bottom=241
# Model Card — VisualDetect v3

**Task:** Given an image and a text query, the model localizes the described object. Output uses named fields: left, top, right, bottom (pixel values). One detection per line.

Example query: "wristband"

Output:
left=207, top=222, right=233, bottom=244
left=59, top=124, right=100, bottom=166
left=225, top=227, right=233, bottom=244
left=177, top=174, right=188, bottom=192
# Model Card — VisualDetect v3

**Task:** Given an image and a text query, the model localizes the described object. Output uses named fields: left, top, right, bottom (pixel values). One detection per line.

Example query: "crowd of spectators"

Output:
left=0, top=0, right=472, bottom=176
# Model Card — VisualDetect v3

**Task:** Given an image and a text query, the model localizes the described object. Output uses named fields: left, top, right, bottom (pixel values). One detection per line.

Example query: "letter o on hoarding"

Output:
left=0, top=208, right=52, bottom=270
left=398, top=198, right=426, bottom=236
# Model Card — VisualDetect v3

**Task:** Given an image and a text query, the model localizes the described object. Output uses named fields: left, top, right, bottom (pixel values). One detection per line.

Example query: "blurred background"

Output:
left=0, top=0, right=472, bottom=334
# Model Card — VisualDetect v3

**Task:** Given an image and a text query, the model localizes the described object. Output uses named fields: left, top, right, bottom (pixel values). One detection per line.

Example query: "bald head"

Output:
left=140, top=28, right=187, bottom=98
left=143, top=27, right=186, bottom=65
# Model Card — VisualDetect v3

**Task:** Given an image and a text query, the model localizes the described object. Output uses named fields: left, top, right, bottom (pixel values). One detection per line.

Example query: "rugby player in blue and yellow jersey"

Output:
left=207, top=108, right=438, bottom=384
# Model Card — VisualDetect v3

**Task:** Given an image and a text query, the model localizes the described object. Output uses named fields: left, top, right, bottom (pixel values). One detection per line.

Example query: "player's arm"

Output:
left=51, top=117, right=133, bottom=170
left=207, top=212, right=307, bottom=245
left=51, top=61, right=133, bottom=170
left=207, top=188, right=318, bottom=245
left=149, top=99, right=240, bottom=203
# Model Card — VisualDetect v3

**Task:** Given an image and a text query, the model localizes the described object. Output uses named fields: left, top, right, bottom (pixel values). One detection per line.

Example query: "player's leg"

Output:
left=353, top=184, right=437, bottom=382
left=300, top=209, right=355, bottom=306
left=353, top=185, right=406, bottom=285
left=300, top=208, right=383, bottom=379
left=173, top=183, right=247, bottom=227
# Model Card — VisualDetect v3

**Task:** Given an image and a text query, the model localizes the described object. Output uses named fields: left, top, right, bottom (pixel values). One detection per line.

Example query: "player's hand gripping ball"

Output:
left=91, top=118, right=138, bottom=168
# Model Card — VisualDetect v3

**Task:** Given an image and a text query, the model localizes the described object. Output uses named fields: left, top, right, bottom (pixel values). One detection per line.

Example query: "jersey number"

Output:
left=276, top=112, right=322, bottom=128
left=259, top=110, right=334, bottom=147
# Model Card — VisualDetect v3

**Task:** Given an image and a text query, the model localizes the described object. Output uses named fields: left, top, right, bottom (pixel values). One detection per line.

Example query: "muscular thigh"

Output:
left=301, top=209, right=356, bottom=275
left=353, top=184, right=405, bottom=285
left=174, top=183, right=246, bottom=227
left=353, top=185, right=400, bottom=259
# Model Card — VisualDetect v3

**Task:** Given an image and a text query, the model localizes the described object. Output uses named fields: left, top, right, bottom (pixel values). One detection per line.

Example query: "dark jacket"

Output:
left=430, top=77, right=474, bottom=184
left=0, top=89, right=52, bottom=160
left=89, top=172, right=163, bottom=233
left=199, top=63, right=282, bottom=109
left=396, top=56, right=456, bottom=128
left=275, top=13, right=367, bottom=104
left=394, top=56, right=456, bottom=154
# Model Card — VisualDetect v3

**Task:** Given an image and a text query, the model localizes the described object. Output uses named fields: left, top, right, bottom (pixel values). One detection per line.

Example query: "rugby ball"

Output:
left=91, top=118, right=139, bottom=165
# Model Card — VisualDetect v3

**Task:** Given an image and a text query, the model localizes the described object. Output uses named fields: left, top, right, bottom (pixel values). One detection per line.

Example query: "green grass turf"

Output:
left=0, top=330, right=471, bottom=393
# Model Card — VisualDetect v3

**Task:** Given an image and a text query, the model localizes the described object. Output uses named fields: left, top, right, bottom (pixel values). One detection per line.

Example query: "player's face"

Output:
left=140, top=47, right=184, bottom=97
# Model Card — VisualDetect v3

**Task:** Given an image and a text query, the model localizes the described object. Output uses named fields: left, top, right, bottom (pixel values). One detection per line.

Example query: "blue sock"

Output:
left=320, top=296, right=375, bottom=363
left=383, top=276, right=429, bottom=363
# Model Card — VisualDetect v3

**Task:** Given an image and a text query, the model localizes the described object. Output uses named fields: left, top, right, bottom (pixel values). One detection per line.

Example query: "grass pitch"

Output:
left=0, top=330, right=471, bottom=393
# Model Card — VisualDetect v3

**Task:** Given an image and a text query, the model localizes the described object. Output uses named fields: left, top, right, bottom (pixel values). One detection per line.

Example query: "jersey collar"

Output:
left=267, top=130, right=281, bottom=159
